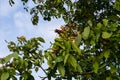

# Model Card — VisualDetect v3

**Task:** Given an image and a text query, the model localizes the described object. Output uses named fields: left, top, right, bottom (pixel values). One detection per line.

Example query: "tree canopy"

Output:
left=0, top=0, right=120, bottom=80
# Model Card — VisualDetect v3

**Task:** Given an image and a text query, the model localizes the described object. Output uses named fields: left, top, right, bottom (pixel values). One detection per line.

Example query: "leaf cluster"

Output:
left=0, top=36, right=45, bottom=80
left=45, top=19, right=120, bottom=79
left=1, top=0, right=120, bottom=80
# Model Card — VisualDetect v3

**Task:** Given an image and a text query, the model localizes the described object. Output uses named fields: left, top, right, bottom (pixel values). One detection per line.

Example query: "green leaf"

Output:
left=82, top=26, right=90, bottom=40
left=75, top=34, right=82, bottom=47
left=28, top=75, right=34, bottom=80
left=55, top=56, right=64, bottom=63
left=57, top=0, right=62, bottom=4
left=0, top=58, right=2, bottom=63
left=96, top=23, right=102, bottom=30
left=107, top=15, right=120, bottom=21
left=93, top=61, right=99, bottom=73
left=11, top=76, right=17, bottom=80
left=102, top=32, right=112, bottom=39
left=103, top=19, right=108, bottom=27
left=35, top=67, right=39, bottom=72
left=4, top=52, right=18, bottom=63
left=76, top=64, right=83, bottom=73
left=114, top=1, right=120, bottom=11
left=32, top=15, right=39, bottom=25
left=87, top=20, right=92, bottom=26
left=109, top=23, right=118, bottom=31
left=57, top=63, right=65, bottom=77
left=110, top=64, right=117, bottom=73
left=48, top=60, right=53, bottom=68
left=106, top=77, right=111, bottom=80
left=65, top=41, right=71, bottom=53
left=71, top=42, right=82, bottom=55
left=99, top=63, right=107, bottom=69
left=55, top=38, right=63, bottom=42
left=96, top=33, right=100, bottom=42
left=12, top=52, right=19, bottom=59
left=5, top=54, right=13, bottom=63
left=68, top=54, right=77, bottom=69
left=1, top=72, right=9, bottom=80
left=103, top=49, right=110, bottom=58
left=22, top=73, right=28, bottom=80
left=37, top=37, right=45, bottom=43
left=64, top=53, right=69, bottom=65
left=54, top=42, right=65, bottom=49
left=34, top=59, right=39, bottom=66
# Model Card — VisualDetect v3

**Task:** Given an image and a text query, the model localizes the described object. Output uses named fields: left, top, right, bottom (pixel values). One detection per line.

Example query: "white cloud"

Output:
left=13, top=11, right=65, bottom=45
left=12, top=9, right=65, bottom=50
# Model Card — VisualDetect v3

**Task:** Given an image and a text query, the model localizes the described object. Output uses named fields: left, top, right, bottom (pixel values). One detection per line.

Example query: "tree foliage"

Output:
left=0, top=0, right=120, bottom=80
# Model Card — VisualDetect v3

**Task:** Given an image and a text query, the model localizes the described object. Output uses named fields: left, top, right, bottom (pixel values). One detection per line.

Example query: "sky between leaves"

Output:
left=0, top=0, right=65, bottom=57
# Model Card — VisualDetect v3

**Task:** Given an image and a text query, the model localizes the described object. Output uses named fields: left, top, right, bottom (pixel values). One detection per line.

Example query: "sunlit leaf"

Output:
left=87, top=20, right=92, bottom=26
left=71, top=42, right=82, bottom=55
left=75, top=34, right=82, bottom=47
left=1, top=72, right=9, bottom=80
left=65, top=41, right=71, bottom=52
left=57, top=0, right=62, bottom=4
left=82, top=26, right=90, bottom=40
left=102, top=32, right=112, bottom=39
left=103, top=49, right=110, bottom=58
left=64, top=53, right=69, bottom=65
left=93, top=61, right=99, bottom=73
left=68, top=54, right=77, bottom=69
left=48, top=60, right=54, bottom=69
left=57, top=63, right=65, bottom=77
left=5, top=54, right=13, bottom=63
left=114, top=1, right=120, bottom=11
left=12, top=52, right=19, bottom=59
left=96, top=23, right=102, bottom=30
left=55, top=38, right=63, bottom=42
left=96, top=33, right=100, bottom=42
left=76, top=64, right=83, bottom=73
left=106, top=77, right=111, bottom=80
left=55, top=56, right=64, bottom=63
left=102, top=19, right=108, bottom=27
left=54, top=42, right=65, bottom=49
left=22, top=73, right=28, bottom=80
left=110, top=64, right=117, bottom=73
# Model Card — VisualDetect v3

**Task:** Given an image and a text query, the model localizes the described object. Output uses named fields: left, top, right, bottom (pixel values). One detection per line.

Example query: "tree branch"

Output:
left=40, top=66, right=47, bottom=75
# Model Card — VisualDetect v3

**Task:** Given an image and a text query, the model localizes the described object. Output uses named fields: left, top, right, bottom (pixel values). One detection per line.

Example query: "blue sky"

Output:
left=0, top=0, right=65, bottom=58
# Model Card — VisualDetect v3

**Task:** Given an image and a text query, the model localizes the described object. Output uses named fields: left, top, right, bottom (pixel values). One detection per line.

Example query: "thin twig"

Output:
left=39, top=76, right=47, bottom=80
left=40, top=66, right=47, bottom=74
